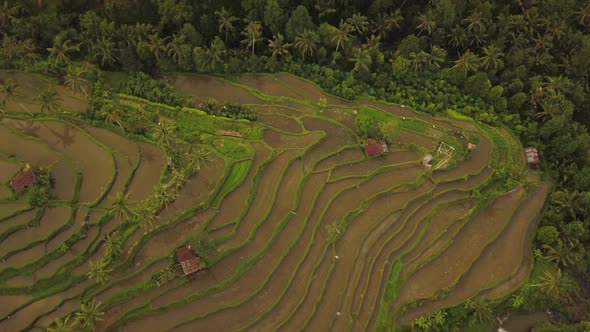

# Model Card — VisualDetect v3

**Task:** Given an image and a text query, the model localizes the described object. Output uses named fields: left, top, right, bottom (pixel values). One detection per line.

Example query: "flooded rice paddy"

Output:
left=0, top=72, right=550, bottom=331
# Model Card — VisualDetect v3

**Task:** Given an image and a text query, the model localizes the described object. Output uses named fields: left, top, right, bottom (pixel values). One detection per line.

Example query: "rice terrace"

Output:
left=0, top=70, right=550, bottom=331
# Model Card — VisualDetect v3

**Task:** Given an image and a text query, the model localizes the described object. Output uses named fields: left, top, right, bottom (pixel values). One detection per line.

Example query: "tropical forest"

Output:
left=1, top=0, right=590, bottom=331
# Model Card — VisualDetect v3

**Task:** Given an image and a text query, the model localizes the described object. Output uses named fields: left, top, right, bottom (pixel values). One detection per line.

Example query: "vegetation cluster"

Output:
left=1, top=0, right=590, bottom=330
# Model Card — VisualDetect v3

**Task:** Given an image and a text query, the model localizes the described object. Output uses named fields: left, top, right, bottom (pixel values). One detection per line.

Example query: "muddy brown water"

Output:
left=478, top=184, right=552, bottom=302
left=171, top=74, right=262, bottom=104
left=83, top=127, right=140, bottom=208
left=396, top=189, right=525, bottom=322
left=258, top=113, right=303, bottom=133
left=330, top=150, right=421, bottom=180
left=0, top=209, right=36, bottom=238
left=0, top=124, right=77, bottom=201
left=0, top=159, right=20, bottom=183
left=125, top=142, right=165, bottom=203
left=275, top=74, right=352, bottom=107
left=401, top=201, right=472, bottom=266
left=0, top=206, right=71, bottom=262
left=216, top=149, right=301, bottom=251
left=321, top=108, right=358, bottom=132
left=3, top=119, right=115, bottom=204
left=301, top=117, right=358, bottom=171
left=207, top=142, right=271, bottom=231
left=253, top=104, right=306, bottom=117
left=341, top=189, right=467, bottom=331
left=0, top=279, right=92, bottom=331
left=273, top=166, right=424, bottom=331
left=311, top=189, right=461, bottom=331
left=118, top=158, right=305, bottom=331
left=402, top=183, right=551, bottom=320
left=263, top=129, right=323, bottom=149
left=238, top=74, right=304, bottom=100
left=0, top=71, right=87, bottom=114
left=313, top=147, right=365, bottom=172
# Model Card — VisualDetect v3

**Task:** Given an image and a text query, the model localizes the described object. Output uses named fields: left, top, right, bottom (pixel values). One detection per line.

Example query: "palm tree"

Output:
left=373, top=10, right=403, bottom=40
left=463, top=299, right=493, bottom=324
left=75, top=300, right=104, bottom=329
left=0, top=1, right=20, bottom=32
left=452, top=51, right=481, bottom=74
left=268, top=33, right=291, bottom=58
left=109, top=191, right=134, bottom=220
left=448, top=26, right=468, bottom=50
left=0, top=78, right=18, bottom=105
left=331, top=20, right=353, bottom=53
left=532, top=268, right=578, bottom=301
left=155, top=183, right=177, bottom=208
left=98, top=106, right=124, bottom=129
left=577, top=2, right=590, bottom=27
left=346, top=13, right=369, bottom=36
left=0, top=35, right=19, bottom=61
left=427, top=46, right=446, bottom=68
left=104, top=231, right=123, bottom=259
left=409, top=51, right=430, bottom=72
left=349, top=47, right=372, bottom=74
left=542, top=76, right=573, bottom=96
left=35, top=88, right=62, bottom=113
left=47, top=314, right=77, bottom=332
left=203, top=43, right=225, bottom=71
left=464, top=11, right=486, bottom=34
left=126, top=23, right=155, bottom=47
left=143, top=33, right=170, bottom=62
left=543, top=240, right=585, bottom=267
left=64, top=66, right=89, bottom=96
left=47, top=37, right=80, bottom=64
left=240, top=19, right=263, bottom=56
left=294, top=29, right=319, bottom=61
left=19, top=39, right=40, bottom=66
left=91, top=37, right=117, bottom=67
left=133, top=200, right=159, bottom=230
left=185, top=147, right=211, bottom=173
left=551, top=188, right=579, bottom=219
left=87, top=258, right=112, bottom=284
left=215, top=7, right=238, bottom=43
left=167, top=34, right=185, bottom=65
left=481, top=45, right=505, bottom=71
left=416, top=12, right=436, bottom=36
left=153, top=119, right=176, bottom=147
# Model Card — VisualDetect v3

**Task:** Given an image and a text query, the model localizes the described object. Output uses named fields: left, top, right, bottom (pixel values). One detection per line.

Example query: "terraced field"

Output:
left=0, top=72, right=550, bottom=331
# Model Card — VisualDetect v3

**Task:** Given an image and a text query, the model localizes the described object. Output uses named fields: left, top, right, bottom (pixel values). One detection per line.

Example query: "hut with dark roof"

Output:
left=10, top=166, right=37, bottom=193
left=175, top=245, right=201, bottom=279
left=365, top=140, right=388, bottom=156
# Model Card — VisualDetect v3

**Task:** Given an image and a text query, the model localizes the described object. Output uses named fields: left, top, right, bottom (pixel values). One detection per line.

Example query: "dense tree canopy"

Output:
left=1, top=0, right=590, bottom=328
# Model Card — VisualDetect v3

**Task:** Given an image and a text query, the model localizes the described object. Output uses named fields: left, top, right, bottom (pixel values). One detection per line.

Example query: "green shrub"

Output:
left=119, top=72, right=187, bottom=107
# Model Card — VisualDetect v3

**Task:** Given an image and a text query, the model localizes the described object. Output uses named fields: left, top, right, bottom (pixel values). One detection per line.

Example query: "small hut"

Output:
left=365, top=140, right=388, bottom=156
left=523, top=147, right=540, bottom=168
left=10, top=165, right=37, bottom=193
left=175, top=245, right=201, bottom=279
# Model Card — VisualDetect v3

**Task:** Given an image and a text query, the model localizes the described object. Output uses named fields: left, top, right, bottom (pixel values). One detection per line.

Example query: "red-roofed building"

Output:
left=365, top=140, right=388, bottom=156
left=175, top=246, right=201, bottom=278
left=523, top=147, right=540, bottom=168
left=10, top=166, right=37, bottom=193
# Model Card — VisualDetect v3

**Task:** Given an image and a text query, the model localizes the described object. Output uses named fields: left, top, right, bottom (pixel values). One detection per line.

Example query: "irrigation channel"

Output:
left=0, top=71, right=550, bottom=331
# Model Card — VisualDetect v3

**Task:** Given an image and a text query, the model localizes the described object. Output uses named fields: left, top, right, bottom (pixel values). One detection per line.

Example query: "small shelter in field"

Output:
left=524, top=147, right=540, bottom=168
left=10, top=165, right=37, bottom=193
left=175, top=245, right=201, bottom=279
left=365, top=140, right=388, bottom=156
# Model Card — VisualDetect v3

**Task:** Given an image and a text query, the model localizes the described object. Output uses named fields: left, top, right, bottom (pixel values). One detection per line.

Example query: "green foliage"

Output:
left=200, top=100, right=257, bottom=121
left=119, top=72, right=186, bottom=107
left=212, top=160, right=251, bottom=207
left=536, top=226, right=560, bottom=246
left=28, top=185, right=49, bottom=207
